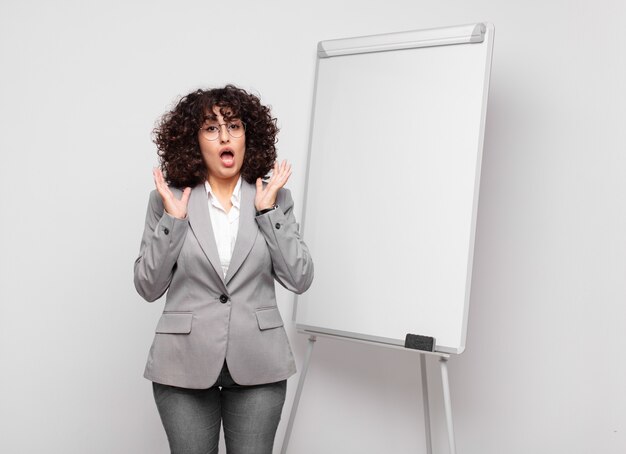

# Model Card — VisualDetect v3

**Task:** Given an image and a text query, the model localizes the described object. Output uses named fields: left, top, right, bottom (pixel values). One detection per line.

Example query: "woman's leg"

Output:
left=219, top=367, right=287, bottom=454
left=153, top=382, right=222, bottom=454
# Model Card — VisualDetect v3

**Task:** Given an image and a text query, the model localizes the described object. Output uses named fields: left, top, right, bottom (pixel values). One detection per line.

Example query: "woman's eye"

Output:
left=228, top=123, right=240, bottom=130
left=206, top=125, right=218, bottom=132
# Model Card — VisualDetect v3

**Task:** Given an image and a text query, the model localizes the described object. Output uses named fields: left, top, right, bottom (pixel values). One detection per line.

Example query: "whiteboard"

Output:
left=295, top=24, right=494, bottom=354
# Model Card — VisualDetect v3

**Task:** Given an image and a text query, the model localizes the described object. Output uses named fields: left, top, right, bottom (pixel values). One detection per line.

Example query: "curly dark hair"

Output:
left=153, top=84, right=279, bottom=187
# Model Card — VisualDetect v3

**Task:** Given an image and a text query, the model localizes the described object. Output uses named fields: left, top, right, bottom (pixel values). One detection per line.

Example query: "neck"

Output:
left=207, top=173, right=240, bottom=199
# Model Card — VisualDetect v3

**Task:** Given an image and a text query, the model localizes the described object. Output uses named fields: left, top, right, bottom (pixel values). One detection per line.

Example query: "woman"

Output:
left=134, top=85, right=314, bottom=454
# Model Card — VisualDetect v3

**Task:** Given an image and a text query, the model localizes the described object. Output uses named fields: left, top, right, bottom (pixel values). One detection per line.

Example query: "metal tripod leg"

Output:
left=420, top=354, right=433, bottom=454
left=439, top=357, right=457, bottom=454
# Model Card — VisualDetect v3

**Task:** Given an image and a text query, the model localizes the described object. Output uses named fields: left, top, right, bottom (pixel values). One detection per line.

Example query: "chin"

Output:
left=218, top=168, right=241, bottom=180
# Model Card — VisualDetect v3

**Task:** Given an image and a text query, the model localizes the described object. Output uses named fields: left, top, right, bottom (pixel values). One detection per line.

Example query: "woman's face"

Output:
left=198, top=106, right=246, bottom=182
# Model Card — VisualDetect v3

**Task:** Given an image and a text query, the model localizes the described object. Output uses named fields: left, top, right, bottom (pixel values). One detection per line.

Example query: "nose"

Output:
left=219, top=124, right=230, bottom=143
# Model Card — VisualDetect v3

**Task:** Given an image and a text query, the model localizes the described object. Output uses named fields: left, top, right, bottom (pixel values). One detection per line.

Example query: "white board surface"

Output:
left=295, top=24, right=494, bottom=354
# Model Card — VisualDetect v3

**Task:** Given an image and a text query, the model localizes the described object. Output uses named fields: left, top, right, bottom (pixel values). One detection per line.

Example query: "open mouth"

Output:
left=220, top=149, right=235, bottom=167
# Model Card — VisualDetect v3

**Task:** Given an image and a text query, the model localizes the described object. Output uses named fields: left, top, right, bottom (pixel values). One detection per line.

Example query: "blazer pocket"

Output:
left=155, top=312, right=193, bottom=334
left=255, top=307, right=284, bottom=330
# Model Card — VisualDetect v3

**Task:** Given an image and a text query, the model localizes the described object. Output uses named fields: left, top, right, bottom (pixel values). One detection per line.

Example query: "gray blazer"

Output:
left=134, top=181, right=314, bottom=388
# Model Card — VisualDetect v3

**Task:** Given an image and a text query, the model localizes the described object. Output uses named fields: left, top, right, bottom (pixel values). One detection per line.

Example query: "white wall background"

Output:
left=1, top=1, right=624, bottom=453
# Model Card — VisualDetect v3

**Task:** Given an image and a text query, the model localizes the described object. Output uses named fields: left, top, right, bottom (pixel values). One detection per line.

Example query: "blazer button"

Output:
left=163, top=228, right=170, bottom=235
left=275, top=223, right=281, bottom=229
left=219, top=294, right=228, bottom=304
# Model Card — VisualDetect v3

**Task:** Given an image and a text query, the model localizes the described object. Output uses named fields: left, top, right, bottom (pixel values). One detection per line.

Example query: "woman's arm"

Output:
left=256, top=187, right=314, bottom=294
left=133, top=190, right=189, bottom=302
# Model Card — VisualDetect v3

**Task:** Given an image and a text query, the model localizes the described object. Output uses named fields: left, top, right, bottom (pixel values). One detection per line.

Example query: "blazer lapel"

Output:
left=225, top=180, right=258, bottom=285
left=187, top=184, right=226, bottom=286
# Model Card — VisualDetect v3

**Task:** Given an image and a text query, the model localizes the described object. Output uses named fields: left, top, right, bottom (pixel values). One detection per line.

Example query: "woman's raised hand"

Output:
left=255, top=160, right=292, bottom=211
left=153, top=168, right=191, bottom=219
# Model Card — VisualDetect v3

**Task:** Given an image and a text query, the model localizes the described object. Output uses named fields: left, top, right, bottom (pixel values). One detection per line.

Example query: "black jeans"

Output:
left=153, top=363, right=287, bottom=454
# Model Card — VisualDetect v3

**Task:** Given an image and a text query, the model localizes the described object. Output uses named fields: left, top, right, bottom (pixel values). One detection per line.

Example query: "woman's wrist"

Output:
left=256, top=204, right=278, bottom=216
left=164, top=208, right=187, bottom=220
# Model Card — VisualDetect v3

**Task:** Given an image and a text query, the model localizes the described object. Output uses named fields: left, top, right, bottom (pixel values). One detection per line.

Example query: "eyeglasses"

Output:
left=199, top=120, right=246, bottom=141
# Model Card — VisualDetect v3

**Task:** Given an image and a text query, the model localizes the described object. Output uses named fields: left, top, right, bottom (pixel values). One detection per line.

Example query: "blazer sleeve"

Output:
left=133, top=190, right=189, bottom=302
left=255, top=188, right=314, bottom=294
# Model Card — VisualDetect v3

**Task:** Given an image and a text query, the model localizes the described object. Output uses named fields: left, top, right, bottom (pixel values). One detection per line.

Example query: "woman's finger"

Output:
left=273, top=161, right=285, bottom=180
left=281, top=162, right=292, bottom=180
left=281, top=168, right=292, bottom=187
left=153, top=168, right=164, bottom=192
left=154, top=168, right=166, bottom=188
left=180, top=187, right=192, bottom=207
left=276, top=162, right=290, bottom=183
left=266, top=161, right=280, bottom=189
left=153, top=168, right=174, bottom=203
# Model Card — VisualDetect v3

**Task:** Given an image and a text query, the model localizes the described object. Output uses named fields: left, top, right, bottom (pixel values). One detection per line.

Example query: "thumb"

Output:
left=181, top=187, right=192, bottom=205
left=255, top=177, right=263, bottom=193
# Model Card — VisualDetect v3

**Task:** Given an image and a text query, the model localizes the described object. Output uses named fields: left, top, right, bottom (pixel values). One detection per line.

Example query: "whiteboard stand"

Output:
left=438, top=356, right=456, bottom=454
left=280, top=334, right=457, bottom=454
left=286, top=22, right=494, bottom=454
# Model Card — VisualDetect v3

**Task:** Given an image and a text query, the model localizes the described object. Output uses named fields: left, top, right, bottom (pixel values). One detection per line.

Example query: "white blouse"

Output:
left=204, top=177, right=242, bottom=277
